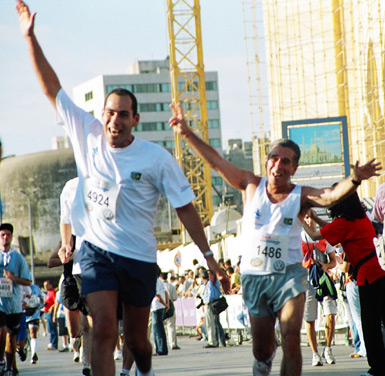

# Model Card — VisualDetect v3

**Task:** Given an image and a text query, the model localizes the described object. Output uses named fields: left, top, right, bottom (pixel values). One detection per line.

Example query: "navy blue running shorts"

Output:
left=78, top=241, right=158, bottom=307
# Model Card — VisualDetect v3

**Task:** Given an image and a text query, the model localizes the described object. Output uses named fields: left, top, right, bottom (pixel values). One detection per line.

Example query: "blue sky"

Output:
left=1, top=0, right=253, bottom=157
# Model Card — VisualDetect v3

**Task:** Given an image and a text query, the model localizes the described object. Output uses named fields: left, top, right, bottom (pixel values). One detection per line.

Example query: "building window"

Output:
left=209, top=138, right=221, bottom=148
left=85, top=91, right=93, bottom=102
left=105, top=81, right=215, bottom=95
left=208, top=119, right=219, bottom=129
left=212, top=196, right=222, bottom=206
left=207, top=101, right=218, bottom=110
left=206, top=81, right=217, bottom=91
left=106, top=84, right=133, bottom=94
left=136, top=122, right=168, bottom=131
left=160, top=83, right=171, bottom=92
left=153, top=140, right=175, bottom=150
left=212, top=176, right=223, bottom=186
left=138, top=103, right=170, bottom=112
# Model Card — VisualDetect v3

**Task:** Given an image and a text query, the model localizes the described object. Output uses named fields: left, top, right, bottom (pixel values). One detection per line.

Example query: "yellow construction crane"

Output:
left=166, top=0, right=213, bottom=232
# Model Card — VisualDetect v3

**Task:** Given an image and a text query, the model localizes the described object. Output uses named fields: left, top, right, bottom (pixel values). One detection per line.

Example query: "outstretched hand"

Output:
left=353, top=159, right=382, bottom=181
left=15, top=0, right=36, bottom=37
left=169, top=103, right=190, bottom=136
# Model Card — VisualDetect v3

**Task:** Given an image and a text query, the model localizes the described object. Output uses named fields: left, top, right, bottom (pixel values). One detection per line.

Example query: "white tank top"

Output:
left=240, top=177, right=303, bottom=275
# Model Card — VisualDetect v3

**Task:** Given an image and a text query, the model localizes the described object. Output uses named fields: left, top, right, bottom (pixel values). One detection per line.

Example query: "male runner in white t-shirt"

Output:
left=16, top=2, right=230, bottom=376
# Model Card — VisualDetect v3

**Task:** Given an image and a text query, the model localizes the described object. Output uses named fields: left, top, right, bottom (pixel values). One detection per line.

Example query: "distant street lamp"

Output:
left=18, top=188, right=39, bottom=284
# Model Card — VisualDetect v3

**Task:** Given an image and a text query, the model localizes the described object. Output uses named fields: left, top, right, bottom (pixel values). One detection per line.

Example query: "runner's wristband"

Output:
left=350, top=176, right=361, bottom=186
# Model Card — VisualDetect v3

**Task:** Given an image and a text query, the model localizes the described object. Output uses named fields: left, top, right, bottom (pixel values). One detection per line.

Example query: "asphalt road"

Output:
left=13, top=329, right=370, bottom=376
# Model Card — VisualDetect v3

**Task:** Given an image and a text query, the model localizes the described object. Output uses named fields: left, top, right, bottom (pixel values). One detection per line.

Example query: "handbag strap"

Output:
left=355, top=250, right=377, bottom=271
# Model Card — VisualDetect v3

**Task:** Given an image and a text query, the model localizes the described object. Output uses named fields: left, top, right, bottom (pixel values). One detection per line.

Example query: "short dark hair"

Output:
left=226, top=266, right=234, bottom=274
left=0, top=223, right=13, bottom=234
left=104, top=88, right=138, bottom=116
left=200, top=270, right=209, bottom=279
left=267, top=138, right=301, bottom=166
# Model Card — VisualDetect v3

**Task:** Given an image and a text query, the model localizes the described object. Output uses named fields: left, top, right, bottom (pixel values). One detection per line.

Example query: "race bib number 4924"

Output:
left=84, top=178, right=120, bottom=222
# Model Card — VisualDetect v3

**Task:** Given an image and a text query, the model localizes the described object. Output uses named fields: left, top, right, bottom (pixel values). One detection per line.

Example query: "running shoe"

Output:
left=73, top=351, right=80, bottom=362
left=114, top=349, right=122, bottom=360
left=31, top=353, right=38, bottom=364
left=322, top=346, right=336, bottom=365
left=252, top=359, right=272, bottom=376
left=16, top=347, right=27, bottom=362
left=312, top=352, right=323, bottom=366
left=82, top=367, right=92, bottom=376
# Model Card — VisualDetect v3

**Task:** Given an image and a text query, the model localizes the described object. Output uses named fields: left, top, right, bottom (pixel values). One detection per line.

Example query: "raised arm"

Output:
left=169, top=103, right=260, bottom=191
left=175, top=203, right=230, bottom=294
left=16, top=0, right=61, bottom=108
left=301, top=159, right=381, bottom=209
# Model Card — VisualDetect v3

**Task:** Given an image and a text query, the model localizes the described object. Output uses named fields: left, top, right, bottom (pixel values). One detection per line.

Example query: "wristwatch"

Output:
left=203, top=250, right=214, bottom=258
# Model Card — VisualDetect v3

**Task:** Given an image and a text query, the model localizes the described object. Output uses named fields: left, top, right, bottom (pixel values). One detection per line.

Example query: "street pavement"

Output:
left=14, top=330, right=370, bottom=376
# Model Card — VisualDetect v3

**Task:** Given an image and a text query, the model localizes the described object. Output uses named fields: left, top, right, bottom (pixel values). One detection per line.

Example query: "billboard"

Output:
left=282, top=117, right=349, bottom=188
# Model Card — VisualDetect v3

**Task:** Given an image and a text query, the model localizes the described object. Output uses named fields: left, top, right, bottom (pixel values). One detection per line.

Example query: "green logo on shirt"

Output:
left=283, top=218, right=293, bottom=225
left=131, top=172, right=142, bottom=181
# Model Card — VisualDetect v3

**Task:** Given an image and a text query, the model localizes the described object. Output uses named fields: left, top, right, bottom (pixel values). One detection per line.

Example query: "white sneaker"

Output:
left=252, top=359, right=272, bottom=376
left=252, top=343, right=276, bottom=376
left=323, top=346, right=336, bottom=365
left=114, top=349, right=123, bottom=360
left=312, top=352, right=323, bottom=366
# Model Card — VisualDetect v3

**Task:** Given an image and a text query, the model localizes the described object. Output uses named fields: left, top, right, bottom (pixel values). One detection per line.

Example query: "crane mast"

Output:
left=166, top=0, right=213, bottom=232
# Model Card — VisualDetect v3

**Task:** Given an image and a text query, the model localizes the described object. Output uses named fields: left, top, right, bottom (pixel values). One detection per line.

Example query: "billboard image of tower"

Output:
left=283, top=116, right=349, bottom=188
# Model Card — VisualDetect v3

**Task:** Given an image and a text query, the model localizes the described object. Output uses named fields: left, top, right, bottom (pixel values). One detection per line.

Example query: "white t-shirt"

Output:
left=60, top=177, right=82, bottom=274
left=151, top=278, right=166, bottom=312
left=56, top=89, right=195, bottom=263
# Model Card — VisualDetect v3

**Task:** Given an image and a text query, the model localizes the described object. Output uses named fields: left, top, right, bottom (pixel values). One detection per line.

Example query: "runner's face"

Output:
left=102, top=94, right=140, bottom=148
left=266, top=145, right=298, bottom=185
left=0, top=230, right=12, bottom=251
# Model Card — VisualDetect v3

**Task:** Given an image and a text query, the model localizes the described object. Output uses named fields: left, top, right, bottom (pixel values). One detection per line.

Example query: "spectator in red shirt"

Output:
left=303, top=191, right=385, bottom=376
left=43, top=280, right=58, bottom=350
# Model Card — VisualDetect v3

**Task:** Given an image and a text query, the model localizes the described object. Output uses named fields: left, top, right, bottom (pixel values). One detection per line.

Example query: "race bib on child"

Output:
left=0, top=278, right=13, bottom=298
left=249, top=233, right=289, bottom=274
left=84, top=178, right=121, bottom=222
